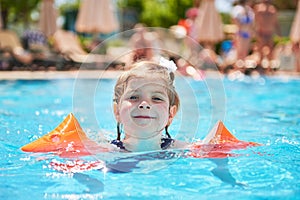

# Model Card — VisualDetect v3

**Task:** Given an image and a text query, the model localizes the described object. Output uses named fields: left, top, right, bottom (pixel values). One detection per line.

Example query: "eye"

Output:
left=152, top=96, right=164, bottom=102
left=129, top=95, right=138, bottom=100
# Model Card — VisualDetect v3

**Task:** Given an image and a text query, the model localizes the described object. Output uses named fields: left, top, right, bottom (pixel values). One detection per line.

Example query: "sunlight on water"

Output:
left=0, top=77, right=299, bottom=199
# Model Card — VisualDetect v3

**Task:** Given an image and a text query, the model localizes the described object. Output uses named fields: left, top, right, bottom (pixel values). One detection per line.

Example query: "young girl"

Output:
left=21, top=58, right=258, bottom=183
left=111, top=57, right=189, bottom=152
left=21, top=57, right=258, bottom=156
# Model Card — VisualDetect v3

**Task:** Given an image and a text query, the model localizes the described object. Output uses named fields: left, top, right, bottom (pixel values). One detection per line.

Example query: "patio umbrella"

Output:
left=0, top=4, right=3, bottom=29
left=38, top=0, right=58, bottom=37
left=193, top=0, right=224, bottom=44
left=75, top=0, right=119, bottom=34
left=290, top=0, right=300, bottom=43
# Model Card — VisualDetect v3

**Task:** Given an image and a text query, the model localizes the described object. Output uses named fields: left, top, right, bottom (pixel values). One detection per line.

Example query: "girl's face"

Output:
left=114, top=77, right=176, bottom=139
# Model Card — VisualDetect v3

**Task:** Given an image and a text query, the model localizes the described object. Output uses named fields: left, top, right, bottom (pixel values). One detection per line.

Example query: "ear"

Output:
left=113, top=102, right=120, bottom=122
left=167, top=105, right=177, bottom=125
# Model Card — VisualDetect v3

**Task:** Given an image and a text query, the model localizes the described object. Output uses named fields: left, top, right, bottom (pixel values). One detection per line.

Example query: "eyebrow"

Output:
left=125, top=89, right=167, bottom=96
left=152, top=91, right=167, bottom=96
left=126, top=88, right=139, bottom=94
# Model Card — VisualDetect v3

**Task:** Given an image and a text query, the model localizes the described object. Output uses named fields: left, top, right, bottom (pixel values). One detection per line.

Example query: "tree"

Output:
left=118, top=0, right=193, bottom=28
left=1, top=0, right=40, bottom=29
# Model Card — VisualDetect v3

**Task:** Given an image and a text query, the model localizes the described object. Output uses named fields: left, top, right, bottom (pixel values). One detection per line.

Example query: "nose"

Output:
left=138, top=101, right=151, bottom=110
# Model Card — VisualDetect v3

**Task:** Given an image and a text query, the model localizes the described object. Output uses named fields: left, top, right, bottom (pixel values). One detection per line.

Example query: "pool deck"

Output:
left=0, top=70, right=299, bottom=80
left=0, top=70, right=123, bottom=80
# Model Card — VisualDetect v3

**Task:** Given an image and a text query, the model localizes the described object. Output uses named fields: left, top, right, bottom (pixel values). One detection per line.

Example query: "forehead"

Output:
left=126, top=77, right=168, bottom=91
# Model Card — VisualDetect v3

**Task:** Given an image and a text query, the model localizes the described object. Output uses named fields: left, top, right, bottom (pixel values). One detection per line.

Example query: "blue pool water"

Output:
left=0, top=75, right=299, bottom=199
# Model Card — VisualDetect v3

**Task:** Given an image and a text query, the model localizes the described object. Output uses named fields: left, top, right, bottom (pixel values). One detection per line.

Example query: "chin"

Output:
left=133, top=118, right=155, bottom=126
left=132, top=121, right=156, bottom=129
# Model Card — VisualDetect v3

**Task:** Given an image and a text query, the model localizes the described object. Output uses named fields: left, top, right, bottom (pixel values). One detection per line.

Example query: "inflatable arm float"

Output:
left=21, top=113, right=260, bottom=158
left=21, top=113, right=109, bottom=157
left=189, top=120, right=260, bottom=158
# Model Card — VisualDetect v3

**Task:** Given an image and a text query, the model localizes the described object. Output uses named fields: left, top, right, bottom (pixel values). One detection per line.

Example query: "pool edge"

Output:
left=0, top=70, right=299, bottom=80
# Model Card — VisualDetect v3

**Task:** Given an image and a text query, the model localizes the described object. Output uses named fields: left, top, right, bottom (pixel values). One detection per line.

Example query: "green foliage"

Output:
left=143, top=0, right=193, bottom=27
left=274, top=36, right=291, bottom=45
left=220, top=13, right=232, bottom=25
left=1, top=0, right=40, bottom=28
left=58, top=0, right=80, bottom=15
left=2, top=0, right=296, bottom=33
left=125, top=0, right=297, bottom=28
left=118, top=0, right=193, bottom=28
left=117, top=0, right=143, bottom=9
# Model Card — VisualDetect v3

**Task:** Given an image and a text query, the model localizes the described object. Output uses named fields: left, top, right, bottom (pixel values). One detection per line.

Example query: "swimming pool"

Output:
left=0, top=74, right=299, bottom=199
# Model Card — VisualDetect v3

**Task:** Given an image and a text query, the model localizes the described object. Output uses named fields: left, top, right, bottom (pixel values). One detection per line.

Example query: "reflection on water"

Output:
left=0, top=77, right=299, bottom=199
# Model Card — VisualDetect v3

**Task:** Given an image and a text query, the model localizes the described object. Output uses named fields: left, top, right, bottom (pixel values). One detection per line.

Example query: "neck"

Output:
left=123, top=133, right=162, bottom=152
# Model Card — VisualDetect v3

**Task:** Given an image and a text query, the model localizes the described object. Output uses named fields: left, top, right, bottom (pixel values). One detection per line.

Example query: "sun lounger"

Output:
left=0, top=30, right=34, bottom=69
left=52, top=29, right=124, bottom=70
left=0, top=30, right=61, bottom=70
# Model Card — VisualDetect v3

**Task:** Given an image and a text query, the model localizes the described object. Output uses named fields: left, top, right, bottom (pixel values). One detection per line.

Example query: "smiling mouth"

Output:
left=133, top=116, right=156, bottom=119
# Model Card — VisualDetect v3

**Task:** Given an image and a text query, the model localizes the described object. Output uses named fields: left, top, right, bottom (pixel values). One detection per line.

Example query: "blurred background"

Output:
left=0, top=0, right=296, bottom=36
left=0, top=0, right=298, bottom=73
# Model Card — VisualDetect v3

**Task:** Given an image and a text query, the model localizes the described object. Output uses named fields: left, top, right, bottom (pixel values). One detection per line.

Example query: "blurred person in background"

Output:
left=290, top=0, right=300, bottom=72
left=231, top=0, right=255, bottom=61
left=129, top=24, right=155, bottom=63
left=253, top=0, right=281, bottom=70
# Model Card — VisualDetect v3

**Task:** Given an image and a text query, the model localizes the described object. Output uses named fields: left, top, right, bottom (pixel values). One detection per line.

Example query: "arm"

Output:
left=210, top=158, right=246, bottom=186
